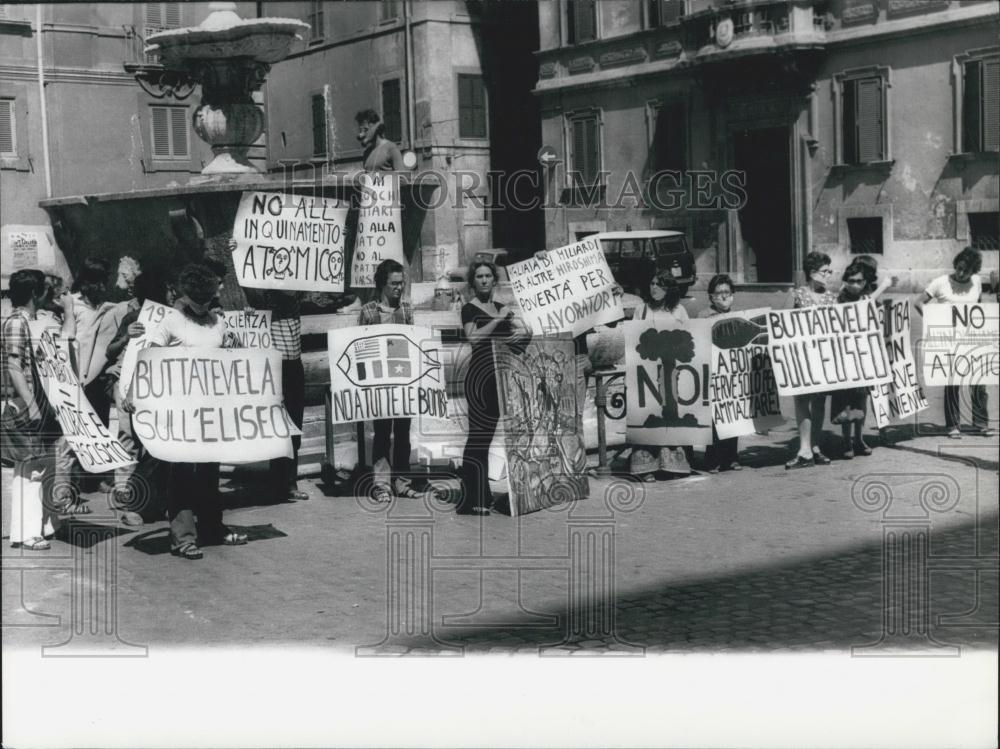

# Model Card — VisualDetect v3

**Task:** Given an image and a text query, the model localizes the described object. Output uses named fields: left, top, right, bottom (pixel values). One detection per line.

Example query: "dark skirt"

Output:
left=831, top=387, right=868, bottom=425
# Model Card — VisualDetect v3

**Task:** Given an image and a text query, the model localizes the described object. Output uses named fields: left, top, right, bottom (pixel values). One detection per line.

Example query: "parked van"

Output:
left=594, top=230, right=696, bottom=296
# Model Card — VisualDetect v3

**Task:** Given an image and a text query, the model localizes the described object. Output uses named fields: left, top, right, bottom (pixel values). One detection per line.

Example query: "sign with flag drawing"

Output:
left=327, top=324, right=449, bottom=424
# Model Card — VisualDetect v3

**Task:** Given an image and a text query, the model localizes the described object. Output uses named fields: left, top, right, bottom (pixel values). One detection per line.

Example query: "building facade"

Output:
left=534, top=0, right=999, bottom=291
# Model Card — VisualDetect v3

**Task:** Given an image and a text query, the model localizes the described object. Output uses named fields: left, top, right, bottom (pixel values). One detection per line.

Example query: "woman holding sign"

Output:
left=785, top=252, right=838, bottom=470
left=916, top=247, right=992, bottom=439
left=122, top=263, right=248, bottom=560
left=458, top=261, right=528, bottom=515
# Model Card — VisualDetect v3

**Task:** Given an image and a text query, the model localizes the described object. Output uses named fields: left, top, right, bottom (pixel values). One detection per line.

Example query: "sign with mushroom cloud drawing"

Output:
left=328, top=325, right=449, bottom=424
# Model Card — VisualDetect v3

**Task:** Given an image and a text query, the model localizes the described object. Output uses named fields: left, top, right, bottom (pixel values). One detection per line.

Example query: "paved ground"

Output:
left=3, top=381, right=997, bottom=657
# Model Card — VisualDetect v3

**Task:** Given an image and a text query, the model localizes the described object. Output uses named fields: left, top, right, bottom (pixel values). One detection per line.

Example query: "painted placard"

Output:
left=223, top=309, right=273, bottom=349
left=118, top=300, right=178, bottom=396
left=709, top=309, right=783, bottom=439
left=231, top=191, right=348, bottom=292
left=351, top=172, right=404, bottom=288
left=494, top=338, right=589, bottom=516
left=921, top=303, right=999, bottom=387
left=869, top=299, right=928, bottom=427
left=765, top=300, right=892, bottom=397
left=328, top=324, right=448, bottom=424
left=507, top=237, right=624, bottom=336
left=625, top=317, right=713, bottom=447
left=130, top=347, right=298, bottom=463
left=29, top=322, right=135, bottom=473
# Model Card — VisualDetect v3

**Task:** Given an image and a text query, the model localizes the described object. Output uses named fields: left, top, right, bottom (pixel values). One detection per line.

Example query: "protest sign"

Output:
left=328, top=324, right=448, bottom=424
left=869, top=299, right=928, bottom=427
left=625, top=318, right=713, bottom=447
left=921, top=303, right=999, bottom=387
left=507, top=237, right=624, bottom=336
left=118, top=300, right=177, bottom=395
left=494, top=338, right=588, bottom=515
left=130, top=347, right=298, bottom=463
left=29, top=322, right=135, bottom=473
left=224, top=309, right=273, bottom=349
left=351, top=172, right=404, bottom=288
left=231, top=191, right=348, bottom=292
left=765, top=299, right=891, bottom=397
left=708, top=309, right=783, bottom=439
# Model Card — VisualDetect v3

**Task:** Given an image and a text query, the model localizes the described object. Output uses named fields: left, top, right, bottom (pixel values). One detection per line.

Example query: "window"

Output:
left=968, top=212, right=999, bottom=251
left=381, top=78, right=403, bottom=143
left=962, top=57, right=999, bottom=152
left=144, top=3, right=181, bottom=64
left=458, top=74, right=487, bottom=139
left=648, top=0, right=683, bottom=27
left=734, top=11, right=753, bottom=34
left=149, top=105, right=189, bottom=160
left=311, top=94, right=327, bottom=157
left=839, top=72, right=888, bottom=164
left=0, top=98, right=14, bottom=157
left=306, top=1, right=324, bottom=42
left=568, top=112, right=601, bottom=186
left=379, top=1, right=400, bottom=22
left=847, top=217, right=883, bottom=254
left=567, top=0, right=597, bottom=44
left=652, top=103, right=686, bottom=173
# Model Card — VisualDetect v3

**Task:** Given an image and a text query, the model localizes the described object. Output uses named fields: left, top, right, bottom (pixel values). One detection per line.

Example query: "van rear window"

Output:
left=653, top=236, right=686, bottom=256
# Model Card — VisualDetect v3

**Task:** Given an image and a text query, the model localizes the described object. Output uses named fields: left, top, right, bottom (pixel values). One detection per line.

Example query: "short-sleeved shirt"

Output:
left=792, top=285, right=838, bottom=309
left=1, top=309, right=37, bottom=404
left=635, top=302, right=689, bottom=325
left=924, top=273, right=982, bottom=304
left=149, top=310, right=226, bottom=348
left=358, top=300, right=413, bottom=326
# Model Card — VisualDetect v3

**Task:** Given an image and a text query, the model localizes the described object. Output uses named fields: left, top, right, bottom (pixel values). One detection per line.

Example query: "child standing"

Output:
left=830, top=261, right=893, bottom=458
left=698, top=274, right=742, bottom=472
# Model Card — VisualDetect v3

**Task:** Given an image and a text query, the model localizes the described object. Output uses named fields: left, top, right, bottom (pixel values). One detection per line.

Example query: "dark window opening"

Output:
left=381, top=79, right=402, bottom=143
left=570, top=114, right=601, bottom=186
left=311, top=94, right=326, bottom=158
left=842, top=76, right=884, bottom=164
left=652, top=103, right=686, bottom=173
left=963, top=58, right=999, bottom=153
left=567, top=0, right=597, bottom=44
left=968, top=211, right=999, bottom=251
left=648, top=0, right=684, bottom=27
left=458, top=74, right=487, bottom=139
left=847, top=217, right=883, bottom=254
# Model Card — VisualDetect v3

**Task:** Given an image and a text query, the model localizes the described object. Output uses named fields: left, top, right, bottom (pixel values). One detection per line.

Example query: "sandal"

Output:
left=371, top=486, right=392, bottom=503
left=172, top=542, right=203, bottom=560
left=220, top=531, right=248, bottom=546
left=63, top=501, right=92, bottom=516
left=394, top=487, right=421, bottom=499
left=13, top=537, right=51, bottom=550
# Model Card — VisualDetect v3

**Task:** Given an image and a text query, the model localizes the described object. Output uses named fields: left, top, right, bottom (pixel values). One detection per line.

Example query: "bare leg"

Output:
left=793, top=395, right=813, bottom=459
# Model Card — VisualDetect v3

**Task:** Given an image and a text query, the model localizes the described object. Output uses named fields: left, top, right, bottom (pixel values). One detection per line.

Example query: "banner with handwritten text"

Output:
left=869, top=299, right=928, bottom=427
left=921, top=303, right=999, bottom=387
left=765, top=300, right=891, bottom=397
left=131, top=347, right=298, bottom=463
left=29, top=322, right=135, bottom=473
left=351, top=173, right=404, bottom=288
left=224, top=309, right=273, bottom=349
left=232, top=191, right=347, bottom=292
left=118, top=300, right=177, bottom=396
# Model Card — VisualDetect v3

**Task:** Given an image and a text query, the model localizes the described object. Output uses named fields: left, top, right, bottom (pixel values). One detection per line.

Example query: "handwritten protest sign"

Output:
left=328, top=324, right=447, bottom=424
left=231, top=191, right=347, bottom=292
left=118, top=300, right=177, bottom=395
left=765, top=300, right=891, bottom=397
left=351, top=173, right=404, bottom=288
left=494, top=338, right=589, bottom=515
left=131, top=347, right=298, bottom=463
left=708, top=309, right=783, bottom=439
left=869, top=299, right=928, bottom=427
left=625, top=318, right=713, bottom=446
left=28, top=322, right=135, bottom=473
left=507, top=237, right=624, bottom=336
left=224, top=309, right=273, bottom=349
left=921, top=303, right=999, bottom=387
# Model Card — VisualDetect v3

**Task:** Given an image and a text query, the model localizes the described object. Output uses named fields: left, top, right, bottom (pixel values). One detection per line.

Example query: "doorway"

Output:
left=733, top=127, right=793, bottom=283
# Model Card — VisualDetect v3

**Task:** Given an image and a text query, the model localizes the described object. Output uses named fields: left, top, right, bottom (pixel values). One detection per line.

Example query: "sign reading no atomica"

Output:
left=351, top=173, right=404, bottom=288
left=131, top=347, right=299, bottom=463
left=921, top=303, right=999, bottom=387
left=29, top=322, right=135, bottom=473
left=328, top=324, right=448, bottom=424
left=766, top=300, right=891, bottom=397
left=232, top=191, right=347, bottom=293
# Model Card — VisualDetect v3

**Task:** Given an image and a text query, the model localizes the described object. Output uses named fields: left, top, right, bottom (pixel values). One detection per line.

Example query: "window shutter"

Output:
left=982, top=59, right=999, bottom=152
left=963, top=60, right=981, bottom=152
left=856, top=77, right=883, bottom=162
left=661, top=0, right=681, bottom=25
left=842, top=79, right=857, bottom=164
left=311, top=94, right=326, bottom=157
left=572, top=119, right=587, bottom=183
left=170, top=106, right=188, bottom=157
left=163, top=2, right=181, bottom=28
left=458, top=76, right=472, bottom=137
left=150, top=106, right=170, bottom=158
left=585, top=116, right=599, bottom=184
left=458, top=75, right=485, bottom=138
left=381, top=79, right=402, bottom=142
left=0, top=99, right=14, bottom=155
left=380, top=1, right=400, bottom=22
left=577, top=0, right=597, bottom=43
left=145, top=2, right=162, bottom=27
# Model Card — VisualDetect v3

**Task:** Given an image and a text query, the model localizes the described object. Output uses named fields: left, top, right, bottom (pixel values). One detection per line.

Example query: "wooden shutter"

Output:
left=381, top=79, right=402, bottom=142
left=311, top=94, right=326, bottom=157
left=572, top=118, right=587, bottom=183
left=982, top=59, right=999, bottom=152
left=572, top=115, right=599, bottom=184
left=163, top=2, right=181, bottom=28
left=145, top=3, right=162, bottom=27
left=170, top=106, right=188, bottom=157
left=458, top=75, right=485, bottom=138
left=0, top=99, right=14, bottom=155
left=571, top=0, right=596, bottom=43
left=585, top=116, right=599, bottom=184
left=842, top=78, right=856, bottom=164
left=856, top=77, right=883, bottom=162
left=150, top=106, right=170, bottom=158
left=963, top=60, right=981, bottom=153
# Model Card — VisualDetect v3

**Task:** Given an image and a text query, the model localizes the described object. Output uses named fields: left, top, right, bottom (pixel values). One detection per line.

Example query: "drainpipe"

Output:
left=36, top=4, right=53, bottom=198
left=403, top=0, right=415, bottom=151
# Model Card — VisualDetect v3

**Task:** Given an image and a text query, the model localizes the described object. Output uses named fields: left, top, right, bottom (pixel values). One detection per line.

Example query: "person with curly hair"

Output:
left=356, top=109, right=403, bottom=173
left=916, top=246, right=993, bottom=438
